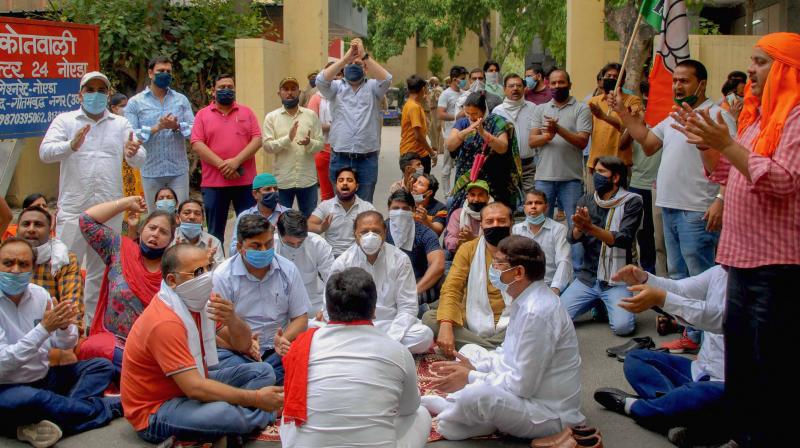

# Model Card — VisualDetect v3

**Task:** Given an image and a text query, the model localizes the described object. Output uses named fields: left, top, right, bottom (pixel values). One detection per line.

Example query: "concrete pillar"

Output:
left=566, top=0, right=606, bottom=98
left=284, top=0, right=329, bottom=80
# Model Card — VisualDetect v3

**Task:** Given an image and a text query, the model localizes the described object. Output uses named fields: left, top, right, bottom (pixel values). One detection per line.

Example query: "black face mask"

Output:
left=602, top=78, right=617, bottom=94
left=468, top=201, right=488, bottom=213
left=483, top=226, right=510, bottom=246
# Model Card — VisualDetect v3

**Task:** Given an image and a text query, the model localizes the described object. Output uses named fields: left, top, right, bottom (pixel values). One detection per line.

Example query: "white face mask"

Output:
left=174, top=271, right=214, bottom=312
left=486, top=72, right=499, bottom=85
left=359, top=231, right=383, bottom=256
left=279, top=238, right=304, bottom=258
left=414, top=167, right=424, bottom=176
left=389, top=209, right=415, bottom=251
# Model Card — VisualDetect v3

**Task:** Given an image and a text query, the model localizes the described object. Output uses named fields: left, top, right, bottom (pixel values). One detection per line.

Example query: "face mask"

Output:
left=593, top=172, right=614, bottom=195
left=260, top=191, right=279, bottom=210
left=82, top=92, right=108, bottom=115
left=526, top=213, right=546, bottom=226
left=413, top=193, right=425, bottom=204
left=0, top=271, right=32, bottom=297
left=674, top=83, right=702, bottom=108
left=216, top=88, right=235, bottom=106
left=156, top=199, right=177, bottom=214
left=488, top=265, right=517, bottom=293
left=414, top=167, right=424, bottom=176
left=468, top=201, right=487, bottom=213
left=309, top=77, right=317, bottom=88
left=174, top=271, right=213, bottom=312
left=245, top=248, right=274, bottom=269
left=140, top=239, right=167, bottom=260
left=116, top=106, right=126, bottom=115
left=389, top=209, right=414, bottom=232
left=154, top=72, right=173, bottom=89
left=486, top=72, right=499, bottom=85
left=282, top=97, right=300, bottom=109
left=279, top=239, right=304, bottom=257
left=359, top=231, right=383, bottom=256
left=469, top=80, right=485, bottom=92
left=458, top=78, right=467, bottom=90
left=336, top=189, right=355, bottom=201
left=602, top=78, right=617, bottom=94
left=344, top=64, right=365, bottom=83
left=483, top=225, right=510, bottom=246
left=179, top=222, right=203, bottom=240
left=551, top=87, right=570, bottom=102
left=525, top=76, right=537, bottom=89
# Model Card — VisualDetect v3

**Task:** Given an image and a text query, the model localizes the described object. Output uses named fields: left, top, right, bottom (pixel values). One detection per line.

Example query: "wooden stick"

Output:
left=616, top=11, right=644, bottom=92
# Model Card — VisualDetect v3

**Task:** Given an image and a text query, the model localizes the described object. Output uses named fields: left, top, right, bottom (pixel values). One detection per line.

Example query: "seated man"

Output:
left=328, top=211, right=433, bottom=354
left=275, top=210, right=334, bottom=315
left=560, top=156, right=643, bottom=336
left=122, top=244, right=281, bottom=444
left=594, top=264, right=727, bottom=445
left=389, top=151, right=423, bottom=194
left=422, top=235, right=584, bottom=440
left=512, top=189, right=572, bottom=295
left=422, top=203, right=512, bottom=356
left=213, top=214, right=310, bottom=384
left=309, top=167, right=376, bottom=257
left=280, top=267, right=431, bottom=447
left=229, top=173, right=290, bottom=254
left=0, top=238, right=119, bottom=448
left=385, top=189, right=445, bottom=311
left=172, top=199, right=225, bottom=264
left=412, top=172, right=447, bottom=236
left=444, top=180, right=491, bottom=253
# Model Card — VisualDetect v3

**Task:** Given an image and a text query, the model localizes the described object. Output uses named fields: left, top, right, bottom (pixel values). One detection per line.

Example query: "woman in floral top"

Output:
left=77, top=196, right=175, bottom=374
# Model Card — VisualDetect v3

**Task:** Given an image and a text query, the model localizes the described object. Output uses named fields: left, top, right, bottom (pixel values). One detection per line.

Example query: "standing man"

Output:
left=125, top=55, right=194, bottom=211
left=524, top=65, right=552, bottom=105
left=438, top=66, right=468, bottom=198
left=191, top=73, right=262, bottom=245
left=400, top=75, right=434, bottom=173
left=263, top=77, right=324, bottom=217
left=492, top=74, right=537, bottom=194
left=40, top=71, right=145, bottom=328
left=298, top=71, right=318, bottom=108
left=316, top=38, right=392, bottom=203
left=483, top=60, right=504, bottom=98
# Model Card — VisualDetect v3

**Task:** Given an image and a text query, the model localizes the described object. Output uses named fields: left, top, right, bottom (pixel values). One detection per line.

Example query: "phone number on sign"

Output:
left=0, top=110, right=60, bottom=125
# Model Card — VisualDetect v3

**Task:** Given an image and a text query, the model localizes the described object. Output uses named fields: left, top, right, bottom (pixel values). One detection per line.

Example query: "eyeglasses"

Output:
left=490, top=261, right=511, bottom=269
left=174, top=262, right=215, bottom=279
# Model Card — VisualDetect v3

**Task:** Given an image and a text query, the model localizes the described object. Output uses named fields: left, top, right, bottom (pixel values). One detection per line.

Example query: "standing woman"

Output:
left=446, top=91, right=522, bottom=212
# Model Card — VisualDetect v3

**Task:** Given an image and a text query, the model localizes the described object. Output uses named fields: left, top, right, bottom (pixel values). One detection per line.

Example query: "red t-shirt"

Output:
left=121, top=297, right=206, bottom=431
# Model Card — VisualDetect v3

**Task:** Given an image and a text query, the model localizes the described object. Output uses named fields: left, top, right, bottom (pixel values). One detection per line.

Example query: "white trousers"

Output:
left=396, top=406, right=433, bottom=448
left=375, top=320, right=434, bottom=354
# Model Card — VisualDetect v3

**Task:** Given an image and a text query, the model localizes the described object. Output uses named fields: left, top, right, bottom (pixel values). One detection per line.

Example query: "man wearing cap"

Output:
left=40, top=71, right=145, bottom=328
left=299, top=71, right=318, bottom=108
left=124, top=55, right=195, bottom=212
left=229, top=173, right=290, bottom=254
left=263, top=77, right=324, bottom=218
left=444, top=180, right=492, bottom=253
left=191, top=73, right=262, bottom=244
left=316, top=38, right=392, bottom=203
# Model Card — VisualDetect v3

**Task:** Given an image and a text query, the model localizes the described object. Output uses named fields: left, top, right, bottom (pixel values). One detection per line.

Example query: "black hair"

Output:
left=449, top=65, right=467, bottom=79
left=237, top=214, right=273, bottom=243
left=524, top=189, right=548, bottom=205
left=161, top=243, right=206, bottom=280
left=0, top=237, right=34, bottom=260
left=483, top=60, right=501, bottom=72
left=110, top=93, right=127, bottom=108
left=277, top=210, right=308, bottom=238
left=676, top=59, right=708, bottom=82
left=215, top=73, right=235, bottom=84
left=22, top=193, right=45, bottom=209
left=155, top=187, right=178, bottom=202
left=417, top=172, right=439, bottom=196
left=503, top=73, right=523, bottom=88
left=497, top=235, right=546, bottom=282
left=353, top=210, right=386, bottom=232
left=387, top=189, right=415, bottom=208
left=727, top=70, right=747, bottom=82
left=335, top=166, right=359, bottom=184
left=142, top=210, right=178, bottom=242
left=721, top=78, right=746, bottom=95
left=601, top=62, right=626, bottom=85
left=549, top=69, right=572, bottom=84
left=17, top=205, right=52, bottom=227
left=399, top=151, right=421, bottom=172
left=527, top=64, right=545, bottom=76
left=177, top=199, right=204, bottom=214
left=148, top=55, right=172, bottom=70
left=406, top=75, right=427, bottom=94
left=469, top=67, right=485, bottom=77
left=463, top=91, right=487, bottom=113
left=325, top=267, right=377, bottom=322
left=595, top=156, right=629, bottom=189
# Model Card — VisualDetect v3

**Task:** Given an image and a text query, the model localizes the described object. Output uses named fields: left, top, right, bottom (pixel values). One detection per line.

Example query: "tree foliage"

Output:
left=45, top=0, right=268, bottom=108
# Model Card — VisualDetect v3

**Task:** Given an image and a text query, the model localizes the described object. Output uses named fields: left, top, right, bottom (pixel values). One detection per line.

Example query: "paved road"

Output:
left=1, top=126, right=676, bottom=448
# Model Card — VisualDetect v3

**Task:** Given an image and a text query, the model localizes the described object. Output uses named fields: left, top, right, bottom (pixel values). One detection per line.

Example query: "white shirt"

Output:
left=39, top=109, right=146, bottom=223
left=281, top=324, right=420, bottom=447
left=0, top=284, right=79, bottom=384
left=170, top=229, right=225, bottom=266
left=467, top=281, right=584, bottom=427
left=212, top=253, right=310, bottom=349
left=512, top=219, right=572, bottom=292
left=492, top=100, right=537, bottom=159
left=646, top=265, right=726, bottom=382
left=329, top=243, right=419, bottom=342
left=437, top=87, right=462, bottom=137
left=651, top=99, right=735, bottom=212
left=311, top=196, right=376, bottom=257
left=275, top=232, right=334, bottom=314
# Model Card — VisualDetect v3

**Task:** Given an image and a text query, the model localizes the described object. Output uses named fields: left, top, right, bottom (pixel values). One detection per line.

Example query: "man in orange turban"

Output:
left=673, top=32, right=800, bottom=448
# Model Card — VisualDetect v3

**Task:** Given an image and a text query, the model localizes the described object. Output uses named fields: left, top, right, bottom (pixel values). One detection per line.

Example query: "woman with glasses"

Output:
left=76, top=196, right=177, bottom=376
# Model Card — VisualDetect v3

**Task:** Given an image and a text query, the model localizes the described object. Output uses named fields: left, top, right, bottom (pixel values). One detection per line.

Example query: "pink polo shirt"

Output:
left=190, top=101, right=261, bottom=188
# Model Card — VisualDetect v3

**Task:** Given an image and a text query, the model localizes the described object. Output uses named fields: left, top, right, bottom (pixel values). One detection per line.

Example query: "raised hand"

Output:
left=125, top=131, right=142, bottom=158
left=289, top=121, right=299, bottom=142
left=296, top=130, right=311, bottom=146
left=619, top=284, right=667, bottom=314
left=207, top=293, right=235, bottom=326
left=611, top=264, right=648, bottom=286
left=71, top=125, right=91, bottom=151
left=42, top=300, right=77, bottom=332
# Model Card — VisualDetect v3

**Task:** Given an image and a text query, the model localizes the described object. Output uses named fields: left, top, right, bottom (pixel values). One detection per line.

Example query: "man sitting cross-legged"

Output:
left=280, top=267, right=431, bottom=447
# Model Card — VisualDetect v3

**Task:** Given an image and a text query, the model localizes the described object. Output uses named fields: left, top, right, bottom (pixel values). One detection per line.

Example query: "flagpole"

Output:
left=616, top=10, right=645, bottom=91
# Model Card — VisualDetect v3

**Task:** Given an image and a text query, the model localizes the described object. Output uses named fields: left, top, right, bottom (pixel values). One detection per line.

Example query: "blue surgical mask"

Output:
left=525, top=76, right=537, bottom=90
left=179, top=222, right=203, bottom=240
left=526, top=213, right=546, bottom=226
left=282, top=97, right=300, bottom=109
left=140, top=239, right=166, bottom=260
left=0, top=271, right=32, bottom=297
left=154, top=72, right=173, bottom=89
left=593, top=172, right=614, bottom=195
left=488, top=266, right=517, bottom=292
left=82, top=92, right=108, bottom=115
left=260, top=191, right=279, bottom=210
left=216, top=88, right=235, bottom=106
left=245, top=248, right=274, bottom=269
left=156, top=199, right=177, bottom=214
left=344, top=64, right=365, bottom=83
left=458, top=78, right=467, bottom=90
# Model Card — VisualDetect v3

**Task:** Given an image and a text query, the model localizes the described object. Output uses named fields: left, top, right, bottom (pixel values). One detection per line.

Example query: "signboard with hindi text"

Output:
left=0, top=17, right=99, bottom=139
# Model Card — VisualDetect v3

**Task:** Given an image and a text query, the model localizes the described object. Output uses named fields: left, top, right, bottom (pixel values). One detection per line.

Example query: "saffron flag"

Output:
left=641, top=0, right=690, bottom=126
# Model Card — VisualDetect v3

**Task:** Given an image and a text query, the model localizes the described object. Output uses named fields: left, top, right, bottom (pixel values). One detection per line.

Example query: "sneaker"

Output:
left=667, top=426, right=691, bottom=447
left=17, top=420, right=62, bottom=448
left=660, top=331, right=700, bottom=354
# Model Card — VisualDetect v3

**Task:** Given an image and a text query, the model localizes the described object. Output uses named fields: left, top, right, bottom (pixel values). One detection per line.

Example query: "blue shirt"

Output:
left=385, top=221, right=442, bottom=280
left=315, top=74, right=392, bottom=154
left=211, top=253, right=310, bottom=349
left=125, top=87, right=194, bottom=178
left=229, top=203, right=290, bottom=254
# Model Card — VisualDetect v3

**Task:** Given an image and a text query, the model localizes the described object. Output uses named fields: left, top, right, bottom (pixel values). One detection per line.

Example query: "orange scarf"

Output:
left=738, top=32, right=800, bottom=157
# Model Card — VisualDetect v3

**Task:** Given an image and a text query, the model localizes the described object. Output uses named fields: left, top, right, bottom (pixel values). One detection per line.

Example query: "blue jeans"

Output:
left=660, top=207, right=719, bottom=280
left=215, top=348, right=284, bottom=385
left=279, top=185, right=318, bottom=218
left=560, top=280, right=636, bottom=336
left=202, top=186, right=256, bottom=246
left=0, top=359, right=119, bottom=435
left=624, top=349, right=725, bottom=433
left=535, top=179, right=584, bottom=270
left=137, top=363, right=276, bottom=444
left=329, top=150, right=379, bottom=203
left=141, top=173, right=191, bottom=214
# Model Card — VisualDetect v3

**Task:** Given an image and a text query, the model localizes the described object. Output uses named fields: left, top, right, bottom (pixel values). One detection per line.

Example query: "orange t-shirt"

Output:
left=121, top=296, right=205, bottom=431
left=400, top=98, right=429, bottom=157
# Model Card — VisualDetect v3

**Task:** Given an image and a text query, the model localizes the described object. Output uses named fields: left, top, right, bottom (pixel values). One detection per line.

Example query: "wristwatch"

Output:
left=715, top=193, right=724, bottom=202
